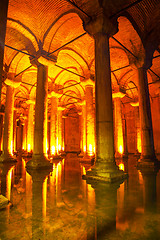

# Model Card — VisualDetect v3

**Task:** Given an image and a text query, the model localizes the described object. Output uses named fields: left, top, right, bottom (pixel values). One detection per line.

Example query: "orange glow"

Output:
left=83, top=145, right=86, bottom=152
left=51, top=145, right=56, bottom=155
left=137, top=128, right=141, bottom=153
left=88, top=144, right=94, bottom=156
left=56, top=137, right=59, bottom=154
left=119, top=163, right=124, bottom=171
left=138, top=170, right=143, bottom=185
left=119, top=145, right=123, bottom=154
left=27, top=143, right=31, bottom=152
left=43, top=177, right=48, bottom=218
left=6, top=166, right=14, bottom=200
left=58, top=144, right=61, bottom=151
left=10, top=140, right=13, bottom=155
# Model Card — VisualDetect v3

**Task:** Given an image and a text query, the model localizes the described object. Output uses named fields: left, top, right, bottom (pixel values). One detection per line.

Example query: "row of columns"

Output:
left=0, top=5, right=158, bottom=181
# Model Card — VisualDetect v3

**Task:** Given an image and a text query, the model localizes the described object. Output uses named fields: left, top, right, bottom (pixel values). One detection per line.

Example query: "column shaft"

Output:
left=27, top=104, right=34, bottom=152
left=137, top=67, right=155, bottom=160
left=2, top=86, right=14, bottom=158
left=33, top=65, right=48, bottom=156
left=114, top=98, right=124, bottom=157
left=26, top=64, right=52, bottom=169
left=50, top=96, right=58, bottom=155
left=95, top=32, right=114, bottom=162
left=0, top=0, right=9, bottom=104
left=86, top=85, right=95, bottom=155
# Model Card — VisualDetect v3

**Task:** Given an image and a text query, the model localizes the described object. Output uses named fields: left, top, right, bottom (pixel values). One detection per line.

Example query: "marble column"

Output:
left=50, top=95, right=58, bottom=155
left=0, top=86, right=16, bottom=162
left=137, top=66, right=157, bottom=166
left=83, top=16, right=127, bottom=182
left=85, top=84, right=95, bottom=156
left=113, top=93, right=125, bottom=158
left=26, top=64, right=52, bottom=169
left=130, top=103, right=141, bottom=155
left=57, top=106, right=64, bottom=153
left=26, top=100, right=35, bottom=152
left=0, top=0, right=9, bottom=104
left=79, top=100, right=86, bottom=155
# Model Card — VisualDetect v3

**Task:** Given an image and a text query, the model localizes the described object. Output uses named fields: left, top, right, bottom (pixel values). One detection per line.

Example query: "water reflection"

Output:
left=0, top=154, right=160, bottom=239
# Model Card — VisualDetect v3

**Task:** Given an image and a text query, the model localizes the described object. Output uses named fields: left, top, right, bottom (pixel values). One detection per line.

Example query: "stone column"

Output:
left=0, top=86, right=15, bottom=162
left=83, top=15, right=127, bottom=182
left=57, top=106, right=64, bottom=153
left=0, top=0, right=9, bottom=104
left=79, top=100, right=86, bottom=154
left=130, top=103, right=141, bottom=155
left=50, top=95, right=58, bottom=155
left=26, top=100, right=35, bottom=152
left=137, top=66, right=156, bottom=165
left=26, top=64, right=52, bottom=169
left=85, top=84, right=95, bottom=156
left=22, top=118, right=27, bottom=151
left=113, top=92, right=125, bottom=158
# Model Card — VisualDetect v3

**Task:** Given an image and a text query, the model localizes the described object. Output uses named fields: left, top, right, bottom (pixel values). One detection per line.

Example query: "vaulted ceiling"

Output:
left=2, top=0, right=160, bottom=117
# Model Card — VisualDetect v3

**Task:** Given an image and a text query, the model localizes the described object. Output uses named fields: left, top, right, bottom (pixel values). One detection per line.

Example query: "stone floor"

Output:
left=0, top=153, right=160, bottom=240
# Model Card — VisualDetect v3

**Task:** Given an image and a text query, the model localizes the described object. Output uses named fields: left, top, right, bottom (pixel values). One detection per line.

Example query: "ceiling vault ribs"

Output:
left=58, top=82, right=81, bottom=90
left=5, top=44, right=35, bottom=59
left=15, top=65, right=33, bottom=77
left=55, top=64, right=85, bottom=78
left=112, top=36, right=138, bottom=59
left=64, top=0, right=91, bottom=19
left=47, top=32, right=87, bottom=56
left=109, top=0, right=144, bottom=19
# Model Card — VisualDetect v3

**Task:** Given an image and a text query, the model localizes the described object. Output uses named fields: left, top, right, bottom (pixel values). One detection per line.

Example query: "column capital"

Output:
left=83, top=14, right=118, bottom=37
left=81, top=78, right=94, bottom=87
left=26, top=99, right=35, bottom=105
left=112, top=86, right=125, bottom=99
left=4, top=72, right=21, bottom=88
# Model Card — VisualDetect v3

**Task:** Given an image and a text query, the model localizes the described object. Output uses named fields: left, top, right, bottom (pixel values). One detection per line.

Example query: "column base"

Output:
left=0, top=152, right=17, bottom=163
left=82, top=161, right=128, bottom=183
left=26, top=153, right=52, bottom=170
left=79, top=154, right=95, bottom=164
left=137, top=155, right=160, bottom=170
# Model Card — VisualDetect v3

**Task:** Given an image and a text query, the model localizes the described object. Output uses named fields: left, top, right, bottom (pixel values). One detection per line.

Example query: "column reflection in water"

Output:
left=88, top=181, right=120, bottom=239
left=141, top=169, right=159, bottom=239
left=0, top=163, right=15, bottom=238
left=27, top=168, right=51, bottom=240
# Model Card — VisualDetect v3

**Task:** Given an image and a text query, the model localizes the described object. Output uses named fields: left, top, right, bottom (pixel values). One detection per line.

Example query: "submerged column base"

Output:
left=26, top=153, right=52, bottom=170
left=137, top=155, right=159, bottom=169
left=83, top=160, right=128, bottom=183
left=0, top=152, right=17, bottom=163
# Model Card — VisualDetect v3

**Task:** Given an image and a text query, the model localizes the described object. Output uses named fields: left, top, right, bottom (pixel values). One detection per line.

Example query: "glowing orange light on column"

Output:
left=27, top=143, right=31, bottom=152
left=51, top=145, right=56, bottom=155
left=119, top=163, right=124, bottom=171
left=119, top=145, right=123, bottom=154
left=83, top=145, right=86, bottom=152
left=88, top=144, right=94, bottom=156
left=137, top=128, right=141, bottom=153
left=6, top=166, right=14, bottom=200
left=10, top=140, right=13, bottom=155
left=43, top=177, right=48, bottom=218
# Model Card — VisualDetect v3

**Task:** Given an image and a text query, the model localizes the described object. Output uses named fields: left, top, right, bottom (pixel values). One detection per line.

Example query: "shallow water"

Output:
left=0, top=153, right=160, bottom=240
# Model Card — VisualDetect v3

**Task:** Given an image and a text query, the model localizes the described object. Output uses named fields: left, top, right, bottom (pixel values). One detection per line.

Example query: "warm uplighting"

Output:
left=83, top=145, right=86, bottom=152
left=138, top=170, right=143, bottom=185
left=10, top=140, right=13, bottom=155
left=27, top=143, right=31, bottom=152
left=137, top=128, right=141, bottom=153
left=119, top=163, right=124, bottom=171
left=119, top=145, right=123, bottom=154
left=88, top=144, right=94, bottom=156
left=42, top=177, right=48, bottom=218
left=51, top=145, right=56, bottom=155
left=6, top=166, right=14, bottom=200
left=58, top=144, right=61, bottom=151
